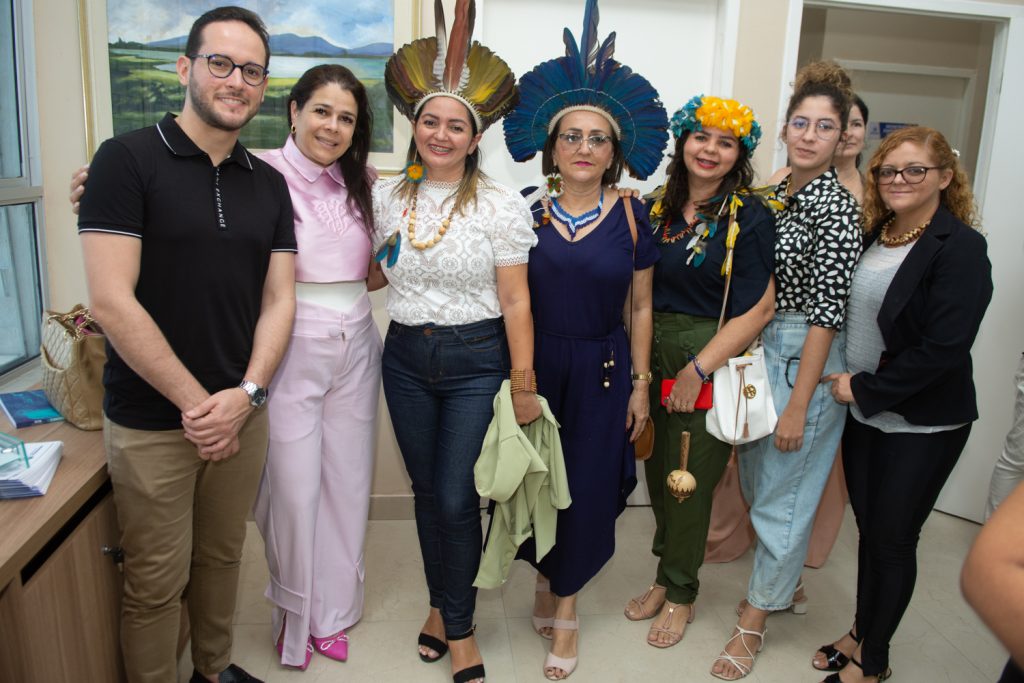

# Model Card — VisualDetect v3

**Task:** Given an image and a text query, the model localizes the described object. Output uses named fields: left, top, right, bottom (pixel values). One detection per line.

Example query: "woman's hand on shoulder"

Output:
left=613, top=186, right=644, bottom=202
left=70, top=164, right=89, bottom=215
left=512, top=391, right=542, bottom=425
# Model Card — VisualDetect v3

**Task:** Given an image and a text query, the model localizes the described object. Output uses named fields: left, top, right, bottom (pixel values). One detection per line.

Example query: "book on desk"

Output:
left=0, top=390, right=63, bottom=429
left=0, top=441, right=63, bottom=499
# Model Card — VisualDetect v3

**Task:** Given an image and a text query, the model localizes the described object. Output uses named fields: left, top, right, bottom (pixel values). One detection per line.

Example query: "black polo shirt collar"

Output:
left=155, top=112, right=254, bottom=170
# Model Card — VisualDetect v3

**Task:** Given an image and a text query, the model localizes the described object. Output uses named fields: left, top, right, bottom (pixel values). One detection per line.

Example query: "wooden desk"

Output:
left=0, top=416, right=125, bottom=682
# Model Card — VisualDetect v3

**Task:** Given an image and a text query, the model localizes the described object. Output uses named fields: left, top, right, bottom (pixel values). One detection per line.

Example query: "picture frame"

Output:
left=77, top=0, right=420, bottom=171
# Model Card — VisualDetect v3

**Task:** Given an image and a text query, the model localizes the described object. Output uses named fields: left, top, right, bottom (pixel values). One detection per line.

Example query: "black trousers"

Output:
left=1001, top=658, right=1024, bottom=683
left=842, top=413, right=972, bottom=676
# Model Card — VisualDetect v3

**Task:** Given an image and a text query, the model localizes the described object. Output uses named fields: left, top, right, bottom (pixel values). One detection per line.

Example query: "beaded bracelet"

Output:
left=687, top=354, right=711, bottom=383
left=510, top=368, right=537, bottom=394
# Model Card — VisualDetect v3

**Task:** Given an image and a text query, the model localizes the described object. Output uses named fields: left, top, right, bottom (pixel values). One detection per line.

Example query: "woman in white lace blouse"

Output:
left=372, top=6, right=541, bottom=683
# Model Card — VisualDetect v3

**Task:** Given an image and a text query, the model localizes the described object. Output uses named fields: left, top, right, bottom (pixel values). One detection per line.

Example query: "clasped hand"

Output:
left=182, top=388, right=254, bottom=461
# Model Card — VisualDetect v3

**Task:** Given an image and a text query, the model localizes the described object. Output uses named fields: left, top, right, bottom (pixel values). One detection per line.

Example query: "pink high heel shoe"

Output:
left=313, top=630, right=350, bottom=661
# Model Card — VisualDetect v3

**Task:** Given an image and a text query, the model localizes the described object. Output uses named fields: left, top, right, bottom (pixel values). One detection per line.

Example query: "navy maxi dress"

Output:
left=518, top=194, right=660, bottom=596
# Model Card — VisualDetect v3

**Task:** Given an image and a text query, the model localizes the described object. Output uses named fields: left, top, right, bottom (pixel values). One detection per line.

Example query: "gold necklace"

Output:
left=407, top=189, right=458, bottom=250
left=879, top=215, right=930, bottom=247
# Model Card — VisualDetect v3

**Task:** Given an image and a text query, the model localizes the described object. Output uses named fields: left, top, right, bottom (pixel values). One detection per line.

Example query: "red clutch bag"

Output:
left=661, top=379, right=713, bottom=410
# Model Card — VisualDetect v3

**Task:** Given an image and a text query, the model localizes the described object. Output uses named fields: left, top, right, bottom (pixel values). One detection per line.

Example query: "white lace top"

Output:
left=372, top=175, right=537, bottom=325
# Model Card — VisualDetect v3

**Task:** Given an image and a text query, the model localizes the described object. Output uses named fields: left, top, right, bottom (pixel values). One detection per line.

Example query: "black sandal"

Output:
left=821, top=655, right=891, bottom=682
left=814, top=628, right=860, bottom=672
left=448, top=627, right=485, bottom=683
left=418, top=632, right=449, bottom=663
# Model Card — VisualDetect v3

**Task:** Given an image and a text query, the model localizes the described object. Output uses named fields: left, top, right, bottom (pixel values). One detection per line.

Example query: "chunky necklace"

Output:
left=549, top=192, right=604, bottom=238
left=407, top=188, right=458, bottom=250
left=879, top=215, right=930, bottom=247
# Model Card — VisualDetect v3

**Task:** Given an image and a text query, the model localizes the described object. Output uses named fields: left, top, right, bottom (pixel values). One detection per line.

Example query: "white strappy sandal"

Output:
left=711, top=625, right=766, bottom=681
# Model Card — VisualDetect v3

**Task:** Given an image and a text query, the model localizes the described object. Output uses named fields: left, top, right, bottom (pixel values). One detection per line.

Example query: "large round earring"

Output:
left=290, top=124, right=296, bottom=134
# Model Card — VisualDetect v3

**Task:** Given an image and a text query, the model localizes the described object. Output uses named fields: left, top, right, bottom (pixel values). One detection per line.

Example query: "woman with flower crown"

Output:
left=617, top=94, right=777, bottom=651
left=374, top=2, right=540, bottom=682
left=501, top=1, right=667, bottom=678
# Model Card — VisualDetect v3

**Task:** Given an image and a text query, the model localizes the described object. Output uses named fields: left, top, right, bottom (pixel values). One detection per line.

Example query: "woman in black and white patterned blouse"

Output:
left=711, top=61, right=862, bottom=681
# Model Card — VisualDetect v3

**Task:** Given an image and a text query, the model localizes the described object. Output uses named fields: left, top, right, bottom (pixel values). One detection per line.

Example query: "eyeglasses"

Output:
left=557, top=132, right=613, bottom=151
left=786, top=116, right=840, bottom=141
left=190, top=53, right=268, bottom=86
left=873, top=165, right=943, bottom=185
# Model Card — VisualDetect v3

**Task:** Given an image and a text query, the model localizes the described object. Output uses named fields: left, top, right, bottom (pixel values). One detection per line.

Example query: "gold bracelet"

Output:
left=510, top=368, right=537, bottom=394
left=631, top=371, right=653, bottom=382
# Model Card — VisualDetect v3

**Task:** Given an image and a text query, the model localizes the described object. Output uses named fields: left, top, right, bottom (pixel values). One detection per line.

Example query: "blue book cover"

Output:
left=0, top=390, right=64, bottom=429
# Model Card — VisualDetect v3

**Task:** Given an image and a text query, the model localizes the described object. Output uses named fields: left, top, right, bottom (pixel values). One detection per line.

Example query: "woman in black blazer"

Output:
left=817, top=126, right=992, bottom=683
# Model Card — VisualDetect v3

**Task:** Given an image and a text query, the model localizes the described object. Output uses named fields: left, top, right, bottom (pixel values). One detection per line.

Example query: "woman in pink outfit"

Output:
left=253, top=64, right=382, bottom=670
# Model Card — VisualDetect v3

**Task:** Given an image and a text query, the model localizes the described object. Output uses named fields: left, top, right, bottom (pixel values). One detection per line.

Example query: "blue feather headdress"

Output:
left=502, top=0, right=669, bottom=179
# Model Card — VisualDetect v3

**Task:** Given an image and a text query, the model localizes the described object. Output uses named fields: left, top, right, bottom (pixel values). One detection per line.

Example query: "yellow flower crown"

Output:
left=669, top=95, right=762, bottom=152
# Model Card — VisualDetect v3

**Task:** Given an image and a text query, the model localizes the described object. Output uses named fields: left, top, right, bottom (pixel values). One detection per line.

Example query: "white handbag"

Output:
left=706, top=346, right=778, bottom=444
left=705, top=196, right=778, bottom=445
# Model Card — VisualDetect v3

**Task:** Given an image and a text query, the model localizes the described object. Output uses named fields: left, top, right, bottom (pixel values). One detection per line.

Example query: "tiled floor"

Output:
left=179, top=507, right=1007, bottom=682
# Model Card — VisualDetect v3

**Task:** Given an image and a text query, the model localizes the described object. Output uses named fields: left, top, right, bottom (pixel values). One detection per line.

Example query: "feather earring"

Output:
left=545, top=170, right=563, bottom=198
left=374, top=229, right=402, bottom=268
left=403, top=151, right=426, bottom=184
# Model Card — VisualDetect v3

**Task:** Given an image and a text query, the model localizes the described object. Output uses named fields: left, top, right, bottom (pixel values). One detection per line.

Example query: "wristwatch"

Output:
left=238, top=379, right=268, bottom=408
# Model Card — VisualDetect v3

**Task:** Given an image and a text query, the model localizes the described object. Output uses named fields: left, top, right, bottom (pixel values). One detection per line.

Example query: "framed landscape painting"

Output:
left=79, top=0, right=419, bottom=170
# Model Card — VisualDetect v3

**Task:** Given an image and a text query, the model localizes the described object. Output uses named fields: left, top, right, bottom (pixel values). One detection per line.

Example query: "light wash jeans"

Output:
left=986, top=351, right=1024, bottom=519
left=738, top=312, right=847, bottom=611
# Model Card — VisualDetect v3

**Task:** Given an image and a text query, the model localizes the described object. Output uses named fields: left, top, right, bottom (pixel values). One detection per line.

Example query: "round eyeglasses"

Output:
left=873, top=166, right=943, bottom=185
left=786, top=116, right=840, bottom=141
left=557, top=132, right=613, bottom=151
left=190, top=53, right=268, bottom=86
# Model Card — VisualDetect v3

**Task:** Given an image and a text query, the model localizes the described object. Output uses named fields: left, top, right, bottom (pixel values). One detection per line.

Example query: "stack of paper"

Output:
left=0, top=441, right=63, bottom=499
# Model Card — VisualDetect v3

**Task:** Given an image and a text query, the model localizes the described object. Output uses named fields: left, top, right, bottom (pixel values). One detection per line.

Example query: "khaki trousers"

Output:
left=105, top=408, right=269, bottom=682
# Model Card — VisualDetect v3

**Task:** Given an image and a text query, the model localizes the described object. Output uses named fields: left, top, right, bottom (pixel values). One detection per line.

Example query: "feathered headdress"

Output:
left=502, top=0, right=669, bottom=179
left=384, top=0, right=518, bottom=132
left=670, top=94, right=763, bottom=152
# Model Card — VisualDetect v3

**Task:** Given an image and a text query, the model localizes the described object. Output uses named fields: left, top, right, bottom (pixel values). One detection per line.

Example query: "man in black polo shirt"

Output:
left=77, top=7, right=295, bottom=683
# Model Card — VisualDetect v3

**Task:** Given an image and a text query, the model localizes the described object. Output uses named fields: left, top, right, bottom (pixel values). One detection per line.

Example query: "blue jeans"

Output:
left=381, top=318, right=509, bottom=636
left=737, top=312, right=846, bottom=611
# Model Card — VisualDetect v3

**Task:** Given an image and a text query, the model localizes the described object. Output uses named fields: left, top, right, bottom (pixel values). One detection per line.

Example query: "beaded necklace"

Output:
left=407, top=188, right=458, bottom=250
left=549, top=192, right=604, bottom=238
left=656, top=195, right=727, bottom=268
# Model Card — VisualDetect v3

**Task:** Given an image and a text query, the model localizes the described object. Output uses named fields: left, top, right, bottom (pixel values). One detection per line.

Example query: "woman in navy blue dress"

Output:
left=501, top=2, right=668, bottom=677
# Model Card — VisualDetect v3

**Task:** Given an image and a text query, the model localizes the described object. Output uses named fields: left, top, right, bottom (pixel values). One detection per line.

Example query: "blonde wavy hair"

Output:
left=862, top=126, right=980, bottom=231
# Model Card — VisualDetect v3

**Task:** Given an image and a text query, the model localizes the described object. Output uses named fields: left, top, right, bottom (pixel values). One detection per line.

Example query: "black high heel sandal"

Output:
left=821, top=655, right=892, bottom=682
left=418, top=631, right=449, bottom=663
left=448, top=626, right=485, bottom=683
left=814, top=628, right=861, bottom=672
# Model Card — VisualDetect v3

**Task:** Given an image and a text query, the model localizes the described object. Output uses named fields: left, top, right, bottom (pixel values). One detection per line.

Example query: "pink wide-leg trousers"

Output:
left=254, top=295, right=382, bottom=666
